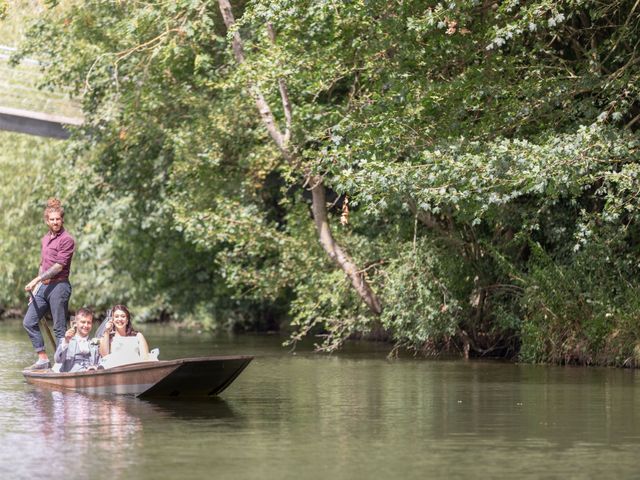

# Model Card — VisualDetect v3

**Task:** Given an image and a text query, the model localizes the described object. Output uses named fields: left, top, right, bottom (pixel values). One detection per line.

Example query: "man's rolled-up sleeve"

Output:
left=52, top=237, right=75, bottom=266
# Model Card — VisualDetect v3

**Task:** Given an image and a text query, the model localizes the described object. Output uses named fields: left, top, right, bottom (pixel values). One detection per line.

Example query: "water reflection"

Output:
left=142, top=398, right=237, bottom=421
left=3, top=389, right=240, bottom=479
left=425, top=361, right=640, bottom=444
left=24, top=390, right=238, bottom=437
left=0, top=391, right=144, bottom=478
left=26, top=390, right=144, bottom=466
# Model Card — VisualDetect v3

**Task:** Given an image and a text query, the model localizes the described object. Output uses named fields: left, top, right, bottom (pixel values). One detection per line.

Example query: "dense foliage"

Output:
left=0, top=133, right=62, bottom=316
left=3, top=0, right=640, bottom=364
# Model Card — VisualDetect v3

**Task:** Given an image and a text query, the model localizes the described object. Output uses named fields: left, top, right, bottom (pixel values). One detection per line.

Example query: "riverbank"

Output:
left=4, top=306, right=640, bottom=369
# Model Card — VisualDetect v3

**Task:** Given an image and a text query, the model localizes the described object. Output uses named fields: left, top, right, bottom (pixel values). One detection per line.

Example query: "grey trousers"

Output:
left=23, top=281, right=72, bottom=352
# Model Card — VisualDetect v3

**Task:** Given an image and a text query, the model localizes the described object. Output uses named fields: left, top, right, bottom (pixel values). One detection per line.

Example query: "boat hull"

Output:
left=23, top=356, right=253, bottom=398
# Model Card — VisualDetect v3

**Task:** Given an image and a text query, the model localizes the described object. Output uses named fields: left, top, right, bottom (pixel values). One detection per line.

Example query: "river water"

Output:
left=1, top=319, right=640, bottom=479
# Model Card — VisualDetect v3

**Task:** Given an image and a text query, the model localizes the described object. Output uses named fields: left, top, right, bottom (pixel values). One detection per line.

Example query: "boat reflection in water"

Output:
left=15, top=388, right=240, bottom=476
left=17, top=390, right=147, bottom=473
left=26, top=389, right=238, bottom=438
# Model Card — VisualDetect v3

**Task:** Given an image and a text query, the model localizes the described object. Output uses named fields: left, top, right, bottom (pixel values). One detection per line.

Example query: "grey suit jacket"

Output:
left=54, top=336, right=100, bottom=373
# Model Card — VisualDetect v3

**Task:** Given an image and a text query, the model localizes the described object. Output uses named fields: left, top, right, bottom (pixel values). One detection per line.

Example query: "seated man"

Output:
left=54, top=307, right=100, bottom=373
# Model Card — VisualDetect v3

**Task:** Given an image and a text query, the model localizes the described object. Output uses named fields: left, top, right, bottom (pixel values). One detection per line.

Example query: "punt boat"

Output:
left=23, top=355, right=253, bottom=398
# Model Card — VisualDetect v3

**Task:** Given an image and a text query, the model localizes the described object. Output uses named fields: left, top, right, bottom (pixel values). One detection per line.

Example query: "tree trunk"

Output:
left=310, top=176, right=382, bottom=314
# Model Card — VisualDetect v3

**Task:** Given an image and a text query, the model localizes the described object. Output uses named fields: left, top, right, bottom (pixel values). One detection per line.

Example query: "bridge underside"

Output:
left=0, top=106, right=82, bottom=139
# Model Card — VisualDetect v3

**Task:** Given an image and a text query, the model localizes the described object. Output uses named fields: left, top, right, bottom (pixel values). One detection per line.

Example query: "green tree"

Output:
left=9, top=0, right=640, bottom=365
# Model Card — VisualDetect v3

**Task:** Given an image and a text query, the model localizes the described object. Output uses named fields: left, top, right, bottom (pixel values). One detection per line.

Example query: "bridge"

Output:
left=0, top=105, right=82, bottom=139
left=0, top=44, right=83, bottom=139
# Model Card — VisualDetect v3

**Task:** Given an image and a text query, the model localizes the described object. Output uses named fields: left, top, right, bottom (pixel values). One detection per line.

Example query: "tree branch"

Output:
left=266, top=23, right=292, bottom=146
left=216, top=0, right=382, bottom=315
left=310, top=176, right=382, bottom=314
left=218, top=0, right=287, bottom=157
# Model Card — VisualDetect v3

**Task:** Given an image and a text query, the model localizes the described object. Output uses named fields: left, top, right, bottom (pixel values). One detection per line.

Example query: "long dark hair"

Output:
left=111, top=304, right=138, bottom=337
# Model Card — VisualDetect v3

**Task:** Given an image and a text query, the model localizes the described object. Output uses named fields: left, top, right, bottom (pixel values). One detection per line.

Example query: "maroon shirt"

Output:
left=40, top=228, right=75, bottom=282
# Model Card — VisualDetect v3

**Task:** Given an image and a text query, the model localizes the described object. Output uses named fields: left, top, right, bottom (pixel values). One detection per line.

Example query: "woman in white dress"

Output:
left=99, top=304, right=152, bottom=368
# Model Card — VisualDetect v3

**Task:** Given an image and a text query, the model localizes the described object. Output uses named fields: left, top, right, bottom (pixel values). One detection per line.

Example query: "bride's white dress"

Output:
left=100, top=334, right=158, bottom=369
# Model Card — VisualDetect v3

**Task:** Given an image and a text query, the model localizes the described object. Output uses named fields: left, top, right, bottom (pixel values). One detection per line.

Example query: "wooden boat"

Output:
left=23, top=355, right=253, bottom=398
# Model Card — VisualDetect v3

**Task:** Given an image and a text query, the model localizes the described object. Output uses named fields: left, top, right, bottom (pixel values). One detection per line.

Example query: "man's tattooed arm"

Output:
left=25, top=263, right=63, bottom=291
left=39, top=263, right=63, bottom=281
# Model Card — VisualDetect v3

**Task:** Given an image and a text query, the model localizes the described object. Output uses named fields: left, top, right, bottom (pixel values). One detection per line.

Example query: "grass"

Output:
left=0, top=0, right=81, bottom=117
left=0, top=0, right=46, bottom=46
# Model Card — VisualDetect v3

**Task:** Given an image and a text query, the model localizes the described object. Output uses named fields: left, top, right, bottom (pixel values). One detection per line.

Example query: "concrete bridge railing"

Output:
left=0, top=45, right=83, bottom=139
left=0, top=106, right=83, bottom=139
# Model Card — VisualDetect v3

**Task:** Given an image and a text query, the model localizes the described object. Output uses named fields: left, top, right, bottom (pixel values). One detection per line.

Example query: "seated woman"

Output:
left=99, top=304, right=157, bottom=369
left=54, top=307, right=100, bottom=372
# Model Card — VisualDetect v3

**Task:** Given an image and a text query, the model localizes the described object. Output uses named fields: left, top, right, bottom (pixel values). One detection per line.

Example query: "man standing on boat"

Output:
left=23, top=198, right=75, bottom=370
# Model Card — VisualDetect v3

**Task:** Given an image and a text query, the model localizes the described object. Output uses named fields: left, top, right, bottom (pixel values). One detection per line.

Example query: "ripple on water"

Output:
left=3, top=320, right=640, bottom=479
